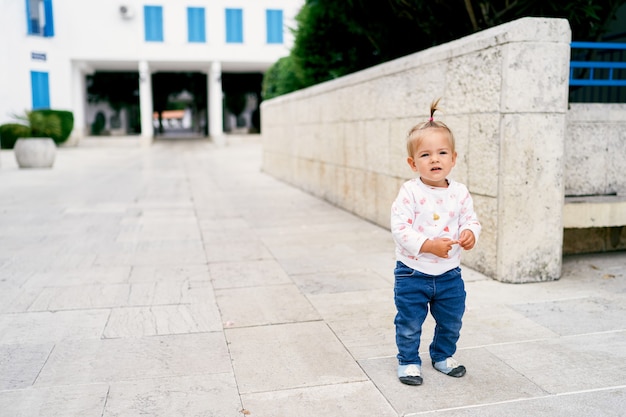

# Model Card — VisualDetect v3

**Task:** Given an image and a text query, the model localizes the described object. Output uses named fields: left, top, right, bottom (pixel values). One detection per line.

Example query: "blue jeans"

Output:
left=394, top=261, right=466, bottom=366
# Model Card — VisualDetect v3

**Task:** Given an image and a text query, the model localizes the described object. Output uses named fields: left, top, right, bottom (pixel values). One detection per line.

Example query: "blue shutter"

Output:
left=187, top=7, right=206, bottom=43
left=26, top=0, right=40, bottom=35
left=42, top=0, right=54, bottom=37
left=144, top=5, right=163, bottom=42
left=31, top=71, right=50, bottom=109
left=266, top=9, right=283, bottom=44
left=225, top=8, right=243, bottom=43
left=26, top=0, right=35, bottom=34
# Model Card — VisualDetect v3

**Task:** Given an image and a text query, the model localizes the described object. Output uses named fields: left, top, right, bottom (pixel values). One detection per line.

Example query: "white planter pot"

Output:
left=14, top=137, right=56, bottom=168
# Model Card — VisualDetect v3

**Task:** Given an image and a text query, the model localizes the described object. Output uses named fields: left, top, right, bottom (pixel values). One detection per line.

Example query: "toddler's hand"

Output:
left=424, top=238, right=458, bottom=258
left=458, top=230, right=476, bottom=250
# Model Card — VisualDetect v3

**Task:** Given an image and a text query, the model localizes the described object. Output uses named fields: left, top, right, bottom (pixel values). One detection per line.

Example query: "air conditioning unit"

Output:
left=119, top=5, right=135, bottom=19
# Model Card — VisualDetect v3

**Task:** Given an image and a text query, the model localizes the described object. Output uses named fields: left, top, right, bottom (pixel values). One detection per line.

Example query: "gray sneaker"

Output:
left=432, top=357, right=466, bottom=377
left=398, top=364, right=423, bottom=385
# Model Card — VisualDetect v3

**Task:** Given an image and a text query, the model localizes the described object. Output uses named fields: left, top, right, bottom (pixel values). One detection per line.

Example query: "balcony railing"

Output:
left=569, top=41, right=626, bottom=103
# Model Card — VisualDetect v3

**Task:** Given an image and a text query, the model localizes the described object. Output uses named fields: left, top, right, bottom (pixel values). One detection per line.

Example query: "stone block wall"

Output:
left=261, top=17, right=572, bottom=283
left=563, top=103, right=626, bottom=255
left=565, top=103, right=626, bottom=196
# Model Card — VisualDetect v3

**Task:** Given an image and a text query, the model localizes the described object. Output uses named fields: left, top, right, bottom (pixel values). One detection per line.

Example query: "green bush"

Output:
left=0, top=123, right=31, bottom=149
left=262, top=56, right=304, bottom=100
left=31, top=109, right=73, bottom=144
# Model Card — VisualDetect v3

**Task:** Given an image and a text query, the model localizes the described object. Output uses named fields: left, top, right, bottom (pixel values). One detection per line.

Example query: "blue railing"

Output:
left=570, top=42, right=626, bottom=86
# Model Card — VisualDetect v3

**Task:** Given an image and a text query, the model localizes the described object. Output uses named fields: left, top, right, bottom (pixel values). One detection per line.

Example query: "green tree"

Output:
left=265, top=0, right=626, bottom=97
left=262, top=56, right=304, bottom=100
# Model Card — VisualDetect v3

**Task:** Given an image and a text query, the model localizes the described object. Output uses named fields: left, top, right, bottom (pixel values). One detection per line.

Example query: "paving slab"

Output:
left=34, top=333, right=230, bottom=387
left=1, top=139, right=626, bottom=416
left=209, top=259, right=292, bottom=289
left=0, top=310, right=109, bottom=344
left=225, top=321, right=367, bottom=394
left=104, top=374, right=242, bottom=417
left=0, top=384, right=109, bottom=417
left=0, top=343, right=53, bottom=390
left=241, top=381, right=398, bottom=417
left=215, top=283, right=320, bottom=327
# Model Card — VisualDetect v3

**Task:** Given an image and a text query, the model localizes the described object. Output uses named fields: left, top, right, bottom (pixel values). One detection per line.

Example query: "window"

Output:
left=266, top=9, right=283, bottom=44
left=225, top=8, right=243, bottom=43
left=187, top=7, right=206, bottom=43
left=31, top=71, right=50, bottom=109
left=144, top=5, right=163, bottom=42
left=26, top=0, right=54, bottom=37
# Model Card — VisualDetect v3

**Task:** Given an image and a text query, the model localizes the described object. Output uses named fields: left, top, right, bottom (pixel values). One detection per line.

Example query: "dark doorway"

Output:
left=86, top=71, right=141, bottom=135
left=221, top=73, right=263, bottom=133
left=152, top=72, right=208, bottom=137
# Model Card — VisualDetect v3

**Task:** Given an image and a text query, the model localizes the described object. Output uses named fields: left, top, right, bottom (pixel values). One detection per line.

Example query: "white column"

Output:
left=69, top=62, right=91, bottom=146
left=138, top=61, right=154, bottom=145
left=208, top=61, right=224, bottom=142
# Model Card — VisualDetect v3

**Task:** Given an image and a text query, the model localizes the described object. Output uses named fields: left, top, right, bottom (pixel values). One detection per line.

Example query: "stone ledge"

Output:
left=564, top=195, right=626, bottom=228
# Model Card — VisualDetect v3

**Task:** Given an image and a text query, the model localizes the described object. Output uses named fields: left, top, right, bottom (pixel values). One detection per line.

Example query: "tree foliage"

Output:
left=263, top=0, right=626, bottom=98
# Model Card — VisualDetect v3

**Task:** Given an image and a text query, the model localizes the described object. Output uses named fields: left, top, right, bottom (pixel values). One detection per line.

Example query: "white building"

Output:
left=0, top=0, right=304, bottom=142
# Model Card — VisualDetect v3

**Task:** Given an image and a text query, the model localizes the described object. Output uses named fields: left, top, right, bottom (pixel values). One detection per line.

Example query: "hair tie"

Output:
left=428, top=117, right=434, bottom=122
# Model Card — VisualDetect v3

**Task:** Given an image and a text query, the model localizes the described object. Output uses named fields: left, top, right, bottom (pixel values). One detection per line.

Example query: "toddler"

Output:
left=390, top=99, right=481, bottom=385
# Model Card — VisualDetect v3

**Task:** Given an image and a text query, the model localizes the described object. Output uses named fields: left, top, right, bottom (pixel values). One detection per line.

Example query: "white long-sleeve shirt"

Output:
left=391, top=178, right=481, bottom=276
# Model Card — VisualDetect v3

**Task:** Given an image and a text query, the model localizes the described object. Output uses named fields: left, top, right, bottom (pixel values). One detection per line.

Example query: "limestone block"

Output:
left=497, top=114, right=565, bottom=282
left=318, top=122, right=346, bottom=166
left=319, top=92, right=342, bottom=123
left=467, top=113, right=500, bottom=197
left=342, top=167, right=364, bottom=215
left=295, top=158, right=320, bottom=195
left=349, top=168, right=369, bottom=220
left=296, top=97, right=319, bottom=125
left=565, top=103, right=626, bottom=196
left=397, top=66, right=449, bottom=119
left=293, top=124, right=319, bottom=161
left=319, top=162, right=339, bottom=204
left=501, top=42, right=570, bottom=113
left=564, top=122, right=609, bottom=195
left=443, top=114, right=470, bottom=188
left=375, top=175, right=404, bottom=229
left=495, top=17, right=570, bottom=44
left=334, top=166, right=350, bottom=211
left=444, top=48, right=503, bottom=113
left=363, top=120, right=390, bottom=175
left=567, top=102, right=626, bottom=122
left=462, top=194, right=498, bottom=279
left=344, top=121, right=368, bottom=170
left=607, top=126, right=626, bottom=195
left=387, top=119, right=415, bottom=180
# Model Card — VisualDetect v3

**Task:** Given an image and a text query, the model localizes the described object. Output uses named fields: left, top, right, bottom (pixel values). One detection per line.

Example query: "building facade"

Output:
left=0, top=0, right=304, bottom=142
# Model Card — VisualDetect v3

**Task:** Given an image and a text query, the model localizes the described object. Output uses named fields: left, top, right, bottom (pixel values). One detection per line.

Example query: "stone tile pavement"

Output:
left=0, top=136, right=625, bottom=416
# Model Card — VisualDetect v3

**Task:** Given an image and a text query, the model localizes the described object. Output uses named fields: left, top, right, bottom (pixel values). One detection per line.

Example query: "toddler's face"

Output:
left=407, top=129, right=457, bottom=188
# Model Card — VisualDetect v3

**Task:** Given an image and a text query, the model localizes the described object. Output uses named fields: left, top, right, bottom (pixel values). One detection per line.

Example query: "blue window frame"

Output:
left=26, top=0, right=54, bottom=37
left=187, top=7, right=206, bottom=43
left=144, top=5, right=163, bottom=42
left=31, top=71, right=50, bottom=109
left=225, top=8, right=243, bottom=43
left=266, top=9, right=283, bottom=44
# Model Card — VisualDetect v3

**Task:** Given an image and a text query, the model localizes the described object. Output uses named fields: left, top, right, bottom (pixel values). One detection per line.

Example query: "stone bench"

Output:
left=563, top=195, right=626, bottom=228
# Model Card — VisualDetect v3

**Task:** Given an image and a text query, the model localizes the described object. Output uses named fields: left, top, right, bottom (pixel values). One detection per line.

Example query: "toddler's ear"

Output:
left=407, top=157, right=418, bottom=172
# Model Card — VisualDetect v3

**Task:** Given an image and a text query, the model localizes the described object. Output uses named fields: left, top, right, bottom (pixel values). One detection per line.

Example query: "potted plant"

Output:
left=12, top=111, right=61, bottom=168
left=0, top=110, right=73, bottom=169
